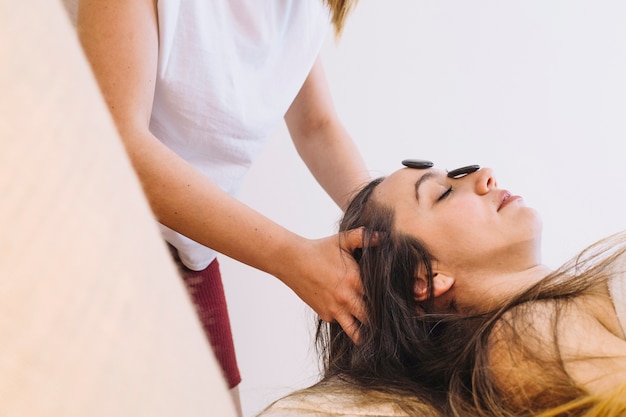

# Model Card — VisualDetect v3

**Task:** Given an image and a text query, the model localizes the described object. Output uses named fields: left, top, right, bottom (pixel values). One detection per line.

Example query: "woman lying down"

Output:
left=260, top=160, right=626, bottom=417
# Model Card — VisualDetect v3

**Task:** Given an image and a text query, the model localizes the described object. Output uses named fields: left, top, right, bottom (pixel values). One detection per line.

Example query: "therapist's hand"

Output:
left=279, top=228, right=367, bottom=344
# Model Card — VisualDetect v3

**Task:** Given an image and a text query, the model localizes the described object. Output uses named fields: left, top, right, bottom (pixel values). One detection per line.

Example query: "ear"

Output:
left=413, top=273, right=455, bottom=302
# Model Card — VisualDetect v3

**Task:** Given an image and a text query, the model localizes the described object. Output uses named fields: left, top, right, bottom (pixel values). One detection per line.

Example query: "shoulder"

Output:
left=609, top=267, right=626, bottom=335
left=489, top=295, right=626, bottom=399
left=258, top=380, right=433, bottom=417
left=487, top=300, right=565, bottom=399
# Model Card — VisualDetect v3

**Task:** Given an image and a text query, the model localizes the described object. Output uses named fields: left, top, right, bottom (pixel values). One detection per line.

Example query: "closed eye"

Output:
left=438, top=187, right=453, bottom=202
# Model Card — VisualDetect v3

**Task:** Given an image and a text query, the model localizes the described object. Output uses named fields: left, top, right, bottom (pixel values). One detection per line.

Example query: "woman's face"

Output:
left=372, top=167, right=543, bottom=276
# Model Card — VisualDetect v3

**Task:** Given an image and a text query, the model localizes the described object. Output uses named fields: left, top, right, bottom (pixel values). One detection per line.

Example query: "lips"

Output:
left=498, top=190, right=519, bottom=211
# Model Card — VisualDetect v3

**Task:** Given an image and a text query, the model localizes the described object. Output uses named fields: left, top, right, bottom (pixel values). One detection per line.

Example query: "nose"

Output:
left=474, top=167, right=497, bottom=195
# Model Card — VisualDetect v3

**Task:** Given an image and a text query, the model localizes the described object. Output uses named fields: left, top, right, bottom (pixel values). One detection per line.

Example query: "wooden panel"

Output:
left=0, top=1, right=235, bottom=415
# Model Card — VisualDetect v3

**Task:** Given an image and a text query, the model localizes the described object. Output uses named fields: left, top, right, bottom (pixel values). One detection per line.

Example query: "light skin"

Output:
left=372, top=166, right=547, bottom=311
left=372, top=165, right=626, bottom=395
left=76, top=0, right=369, bottom=412
left=76, top=0, right=369, bottom=334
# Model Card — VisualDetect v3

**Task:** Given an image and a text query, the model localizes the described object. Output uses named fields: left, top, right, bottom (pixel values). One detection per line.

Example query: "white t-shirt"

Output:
left=151, top=0, right=331, bottom=270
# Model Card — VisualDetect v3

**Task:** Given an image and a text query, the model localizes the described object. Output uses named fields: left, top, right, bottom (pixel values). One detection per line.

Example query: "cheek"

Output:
left=419, top=206, right=496, bottom=258
left=441, top=201, right=491, bottom=237
left=416, top=218, right=476, bottom=258
left=417, top=205, right=542, bottom=267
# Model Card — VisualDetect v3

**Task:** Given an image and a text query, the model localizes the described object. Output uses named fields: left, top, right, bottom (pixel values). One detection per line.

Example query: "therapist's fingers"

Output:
left=337, top=228, right=371, bottom=342
left=340, top=227, right=378, bottom=251
left=336, top=312, right=363, bottom=345
left=321, top=257, right=365, bottom=343
left=285, top=231, right=369, bottom=344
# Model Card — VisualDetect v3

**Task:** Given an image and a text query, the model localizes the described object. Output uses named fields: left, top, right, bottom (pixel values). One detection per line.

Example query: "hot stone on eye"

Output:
left=447, top=165, right=480, bottom=179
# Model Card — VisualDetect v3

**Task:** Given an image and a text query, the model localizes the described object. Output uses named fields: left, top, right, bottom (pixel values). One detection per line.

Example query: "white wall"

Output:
left=221, top=2, right=626, bottom=415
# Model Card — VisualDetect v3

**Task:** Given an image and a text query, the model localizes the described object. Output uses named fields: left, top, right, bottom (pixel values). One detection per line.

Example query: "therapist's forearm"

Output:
left=284, top=58, right=370, bottom=211
left=130, top=129, right=308, bottom=280
left=78, top=0, right=314, bottom=285
left=291, top=121, right=369, bottom=211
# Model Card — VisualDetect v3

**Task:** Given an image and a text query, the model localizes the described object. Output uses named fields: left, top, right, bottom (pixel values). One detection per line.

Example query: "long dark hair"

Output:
left=316, top=177, right=626, bottom=416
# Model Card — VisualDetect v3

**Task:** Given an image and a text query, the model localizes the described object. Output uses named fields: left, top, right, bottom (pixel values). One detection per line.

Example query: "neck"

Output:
left=452, top=263, right=553, bottom=313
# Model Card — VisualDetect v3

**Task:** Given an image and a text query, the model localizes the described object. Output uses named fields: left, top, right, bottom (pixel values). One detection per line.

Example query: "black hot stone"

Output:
left=401, top=159, right=434, bottom=169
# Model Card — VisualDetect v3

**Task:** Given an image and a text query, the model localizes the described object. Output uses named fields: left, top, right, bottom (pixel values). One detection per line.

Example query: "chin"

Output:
left=521, top=207, right=543, bottom=239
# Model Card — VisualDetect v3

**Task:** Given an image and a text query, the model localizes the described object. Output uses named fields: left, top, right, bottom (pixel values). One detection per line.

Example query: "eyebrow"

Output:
left=414, top=171, right=439, bottom=203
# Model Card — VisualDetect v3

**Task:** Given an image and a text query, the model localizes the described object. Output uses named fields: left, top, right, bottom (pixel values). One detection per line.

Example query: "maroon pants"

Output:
left=170, top=247, right=241, bottom=388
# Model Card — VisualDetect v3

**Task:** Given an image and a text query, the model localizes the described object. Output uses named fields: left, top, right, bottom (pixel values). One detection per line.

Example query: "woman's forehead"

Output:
left=391, top=167, right=446, bottom=185
left=375, top=168, right=446, bottom=200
